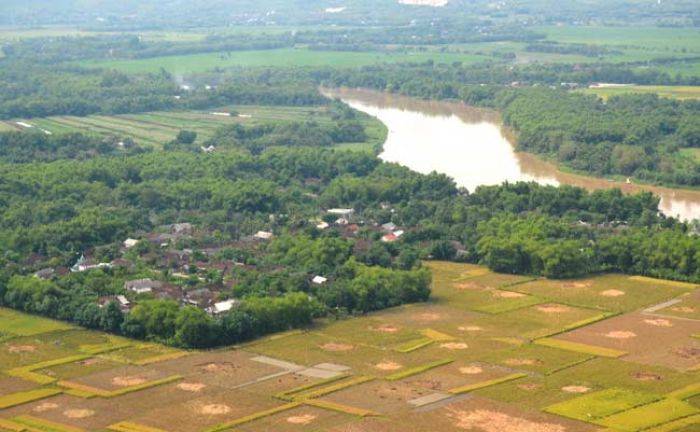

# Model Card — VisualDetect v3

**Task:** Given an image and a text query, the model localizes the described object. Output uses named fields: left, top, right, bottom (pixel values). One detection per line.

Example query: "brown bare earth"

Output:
left=372, top=324, right=400, bottom=333
left=600, top=290, right=626, bottom=297
left=321, top=343, right=355, bottom=352
left=441, top=342, right=469, bottom=350
left=177, top=382, right=206, bottom=392
left=197, top=404, right=231, bottom=415
left=604, top=331, right=637, bottom=339
left=287, top=413, right=317, bottom=424
left=375, top=361, right=403, bottom=371
left=447, top=408, right=567, bottom=432
left=561, top=386, right=591, bottom=394
left=112, top=376, right=147, bottom=386
left=64, top=409, right=95, bottom=419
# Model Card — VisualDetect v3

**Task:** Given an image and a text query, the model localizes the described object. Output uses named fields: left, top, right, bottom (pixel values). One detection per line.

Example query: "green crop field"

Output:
left=78, top=48, right=490, bottom=74
left=535, top=26, right=700, bottom=52
left=581, top=85, right=700, bottom=100
left=14, top=105, right=387, bottom=151
left=1, top=263, right=699, bottom=431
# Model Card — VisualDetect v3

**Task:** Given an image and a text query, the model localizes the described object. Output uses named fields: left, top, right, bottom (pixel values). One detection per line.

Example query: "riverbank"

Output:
left=327, top=87, right=700, bottom=221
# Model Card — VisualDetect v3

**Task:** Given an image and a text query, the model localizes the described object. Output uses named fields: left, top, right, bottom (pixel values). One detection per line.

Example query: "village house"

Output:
left=327, top=208, right=355, bottom=219
left=208, top=299, right=240, bottom=315
left=184, top=288, right=217, bottom=309
left=71, top=254, right=112, bottom=273
left=124, top=279, right=163, bottom=295
left=254, top=231, right=274, bottom=240
left=123, top=238, right=139, bottom=249
left=312, top=275, right=328, bottom=285
left=381, top=230, right=405, bottom=243
left=98, top=295, right=131, bottom=312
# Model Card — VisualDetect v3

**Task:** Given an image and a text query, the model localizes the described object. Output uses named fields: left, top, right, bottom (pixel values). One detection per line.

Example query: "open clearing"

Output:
left=1, top=262, right=699, bottom=431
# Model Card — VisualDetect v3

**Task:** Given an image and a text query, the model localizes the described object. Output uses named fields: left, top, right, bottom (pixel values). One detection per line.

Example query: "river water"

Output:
left=327, top=88, right=700, bottom=221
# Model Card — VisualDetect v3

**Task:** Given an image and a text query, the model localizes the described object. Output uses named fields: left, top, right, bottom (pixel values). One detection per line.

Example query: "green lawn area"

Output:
left=534, top=26, right=700, bottom=52
left=0, top=308, right=74, bottom=337
left=580, top=86, right=700, bottom=101
left=78, top=48, right=489, bottom=74
left=680, top=148, right=700, bottom=163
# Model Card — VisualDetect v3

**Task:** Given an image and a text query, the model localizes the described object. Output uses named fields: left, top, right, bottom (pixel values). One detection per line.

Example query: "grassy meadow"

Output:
left=78, top=48, right=490, bottom=74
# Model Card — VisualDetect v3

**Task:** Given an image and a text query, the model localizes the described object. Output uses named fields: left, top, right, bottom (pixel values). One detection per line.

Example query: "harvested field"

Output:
left=554, top=312, right=700, bottom=370
left=1, top=267, right=698, bottom=432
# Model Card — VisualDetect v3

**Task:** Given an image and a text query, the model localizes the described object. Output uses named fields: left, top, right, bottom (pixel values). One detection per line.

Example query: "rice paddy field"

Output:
left=8, top=105, right=388, bottom=151
left=77, top=48, right=490, bottom=74
left=0, top=261, right=698, bottom=431
left=580, top=86, right=700, bottom=101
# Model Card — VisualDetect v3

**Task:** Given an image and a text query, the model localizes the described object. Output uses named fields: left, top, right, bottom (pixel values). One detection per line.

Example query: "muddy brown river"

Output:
left=327, top=88, right=700, bottom=221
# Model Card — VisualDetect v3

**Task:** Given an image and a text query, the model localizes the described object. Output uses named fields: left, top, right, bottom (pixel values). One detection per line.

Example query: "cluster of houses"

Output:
left=32, top=205, right=417, bottom=318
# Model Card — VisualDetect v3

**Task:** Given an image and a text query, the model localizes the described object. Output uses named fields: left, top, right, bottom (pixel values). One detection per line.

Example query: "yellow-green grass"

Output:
left=107, top=422, right=169, bottom=432
left=514, top=274, right=695, bottom=313
left=101, top=343, right=186, bottom=365
left=481, top=343, right=594, bottom=376
left=534, top=26, right=700, bottom=51
left=57, top=374, right=182, bottom=398
left=204, top=402, right=302, bottom=432
left=292, top=376, right=375, bottom=401
left=9, top=415, right=85, bottom=432
left=545, top=388, right=662, bottom=422
left=0, top=388, right=62, bottom=409
left=449, top=373, right=528, bottom=395
left=643, top=414, right=700, bottom=432
left=7, top=354, right=92, bottom=384
left=534, top=338, right=627, bottom=358
left=393, top=338, right=434, bottom=353
left=0, top=121, right=19, bottom=132
left=304, top=399, right=379, bottom=417
left=581, top=86, right=700, bottom=101
left=274, top=374, right=351, bottom=402
left=595, top=399, right=699, bottom=431
left=0, top=308, right=73, bottom=337
left=385, top=359, right=454, bottom=381
left=680, top=148, right=700, bottom=164
left=553, top=358, right=700, bottom=396
left=247, top=331, right=443, bottom=375
left=78, top=48, right=490, bottom=74
left=315, top=317, right=426, bottom=349
left=478, top=305, right=612, bottom=340
left=668, top=383, right=700, bottom=401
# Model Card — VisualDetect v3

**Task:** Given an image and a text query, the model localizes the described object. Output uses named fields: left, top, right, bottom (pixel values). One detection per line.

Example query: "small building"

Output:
left=327, top=208, right=355, bottom=218
left=335, top=218, right=349, bottom=226
left=254, top=231, right=274, bottom=240
left=124, top=279, right=163, bottom=295
left=312, top=276, right=328, bottom=285
left=98, top=295, right=131, bottom=312
left=208, top=299, right=240, bottom=315
left=71, top=254, right=112, bottom=273
left=316, top=221, right=330, bottom=230
left=381, top=231, right=404, bottom=243
left=201, top=145, right=216, bottom=154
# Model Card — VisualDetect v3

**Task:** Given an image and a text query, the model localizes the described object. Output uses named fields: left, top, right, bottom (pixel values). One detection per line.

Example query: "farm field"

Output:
left=580, top=85, right=700, bottom=100
left=77, top=48, right=490, bottom=74
left=13, top=105, right=387, bottom=150
left=1, top=262, right=699, bottom=431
